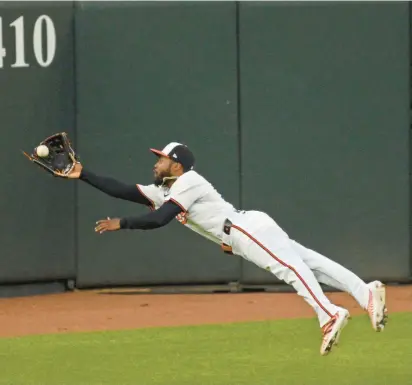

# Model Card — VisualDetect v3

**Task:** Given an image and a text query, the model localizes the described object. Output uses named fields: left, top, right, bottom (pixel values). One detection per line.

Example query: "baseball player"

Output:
left=66, top=141, right=387, bottom=356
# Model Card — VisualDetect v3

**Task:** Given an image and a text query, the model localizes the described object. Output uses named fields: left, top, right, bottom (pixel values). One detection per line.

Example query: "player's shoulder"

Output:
left=172, top=170, right=208, bottom=189
left=180, top=170, right=204, bottom=182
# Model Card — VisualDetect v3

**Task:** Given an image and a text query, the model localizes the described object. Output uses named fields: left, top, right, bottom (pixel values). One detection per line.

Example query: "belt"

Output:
left=222, top=218, right=233, bottom=255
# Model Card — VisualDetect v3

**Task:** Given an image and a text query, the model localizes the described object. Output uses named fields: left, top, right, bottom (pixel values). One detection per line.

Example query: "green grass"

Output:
left=1, top=312, right=411, bottom=385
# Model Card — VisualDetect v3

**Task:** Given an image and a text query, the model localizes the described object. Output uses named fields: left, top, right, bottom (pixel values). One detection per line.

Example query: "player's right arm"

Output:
left=67, top=163, right=154, bottom=208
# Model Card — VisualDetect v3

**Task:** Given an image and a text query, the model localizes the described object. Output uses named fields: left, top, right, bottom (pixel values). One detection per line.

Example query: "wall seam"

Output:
left=235, top=1, right=244, bottom=284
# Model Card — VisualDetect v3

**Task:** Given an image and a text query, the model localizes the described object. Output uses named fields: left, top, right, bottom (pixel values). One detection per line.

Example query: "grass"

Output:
left=0, top=312, right=411, bottom=385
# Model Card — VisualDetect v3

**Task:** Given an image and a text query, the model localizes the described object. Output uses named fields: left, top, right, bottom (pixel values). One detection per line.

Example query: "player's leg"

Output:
left=290, top=240, right=369, bottom=308
left=230, top=222, right=349, bottom=355
left=290, top=240, right=387, bottom=331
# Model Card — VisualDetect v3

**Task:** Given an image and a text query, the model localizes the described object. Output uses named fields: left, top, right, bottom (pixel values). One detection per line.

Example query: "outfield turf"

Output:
left=1, top=312, right=410, bottom=385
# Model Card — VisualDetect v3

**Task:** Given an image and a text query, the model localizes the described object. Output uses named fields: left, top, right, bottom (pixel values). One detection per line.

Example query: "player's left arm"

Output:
left=95, top=171, right=202, bottom=234
left=94, top=201, right=181, bottom=233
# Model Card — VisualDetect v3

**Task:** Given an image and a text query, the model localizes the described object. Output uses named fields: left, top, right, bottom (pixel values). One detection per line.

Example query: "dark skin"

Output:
left=66, top=157, right=184, bottom=234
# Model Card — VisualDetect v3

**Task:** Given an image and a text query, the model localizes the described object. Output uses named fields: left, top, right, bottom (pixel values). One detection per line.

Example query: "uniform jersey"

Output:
left=137, top=171, right=237, bottom=244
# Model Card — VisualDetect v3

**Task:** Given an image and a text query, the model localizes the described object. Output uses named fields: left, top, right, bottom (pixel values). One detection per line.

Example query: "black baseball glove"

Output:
left=22, top=132, right=80, bottom=177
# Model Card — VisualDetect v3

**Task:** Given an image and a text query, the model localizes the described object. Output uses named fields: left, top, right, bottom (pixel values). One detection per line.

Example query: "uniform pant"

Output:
left=224, top=210, right=369, bottom=327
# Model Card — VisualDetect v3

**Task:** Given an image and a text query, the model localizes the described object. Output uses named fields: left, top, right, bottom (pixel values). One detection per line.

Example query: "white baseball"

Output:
left=36, top=145, right=49, bottom=157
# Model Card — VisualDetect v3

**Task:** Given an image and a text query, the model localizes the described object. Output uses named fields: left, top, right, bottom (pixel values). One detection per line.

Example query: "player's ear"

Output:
left=171, top=161, right=183, bottom=174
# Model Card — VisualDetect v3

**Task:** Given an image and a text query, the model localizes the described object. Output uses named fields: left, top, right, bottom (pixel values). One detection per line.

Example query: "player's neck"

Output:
left=162, top=176, right=179, bottom=188
left=166, top=180, right=176, bottom=188
left=163, top=170, right=184, bottom=188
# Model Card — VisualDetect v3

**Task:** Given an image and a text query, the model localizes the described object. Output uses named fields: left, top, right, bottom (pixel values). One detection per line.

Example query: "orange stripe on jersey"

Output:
left=169, top=198, right=187, bottom=213
left=136, top=184, right=155, bottom=211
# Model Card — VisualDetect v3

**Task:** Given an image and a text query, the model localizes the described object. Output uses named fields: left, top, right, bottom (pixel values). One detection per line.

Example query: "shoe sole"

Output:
left=334, top=315, right=352, bottom=346
left=375, top=305, right=388, bottom=332
left=370, top=283, right=388, bottom=332
left=321, top=312, right=350, bottom=356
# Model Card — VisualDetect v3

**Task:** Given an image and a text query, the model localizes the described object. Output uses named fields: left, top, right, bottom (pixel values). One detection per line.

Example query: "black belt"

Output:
left=223, top=218, right=232, bottom=235
left=223, top=210, right=245, bottom=235
left=222, top=218, right=233, bottom=254
left=221, top=210, right=245, bottom=255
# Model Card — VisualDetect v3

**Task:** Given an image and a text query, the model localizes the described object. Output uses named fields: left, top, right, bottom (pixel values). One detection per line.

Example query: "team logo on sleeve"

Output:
left=176, top=211, right=188, bottom=225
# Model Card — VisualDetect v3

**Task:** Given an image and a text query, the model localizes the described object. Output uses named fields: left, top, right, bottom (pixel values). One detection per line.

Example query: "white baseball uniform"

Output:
left=138, top=170, right=369, bottom=327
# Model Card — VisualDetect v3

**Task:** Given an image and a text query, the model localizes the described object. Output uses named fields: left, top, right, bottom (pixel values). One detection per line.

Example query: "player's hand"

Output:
left=95, top=217, right=121, bottom=234
left=64, top=162, right=83, bottom=179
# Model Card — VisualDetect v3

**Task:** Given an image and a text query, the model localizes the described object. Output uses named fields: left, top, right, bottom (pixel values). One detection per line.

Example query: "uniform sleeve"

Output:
left=80, top=168, right=153, bottom=207
left=136, top=184, right=165, bottom=210
left=167, top=172, right=203, bottom=212
left=120, top=200, right=181, bottom=230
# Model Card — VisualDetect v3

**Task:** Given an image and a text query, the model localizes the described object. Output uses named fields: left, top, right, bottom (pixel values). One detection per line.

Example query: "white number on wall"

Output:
left=33, top=15, right=56, bottom=67
left=0, top=15, right=57, bottom=69
left=0, top=17, right=7, bottom=68
left=10, top=16, right=29, bottom=68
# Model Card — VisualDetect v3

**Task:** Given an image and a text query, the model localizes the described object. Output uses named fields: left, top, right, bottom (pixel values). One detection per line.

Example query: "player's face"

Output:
left=153, top=156, right=174, bottom=186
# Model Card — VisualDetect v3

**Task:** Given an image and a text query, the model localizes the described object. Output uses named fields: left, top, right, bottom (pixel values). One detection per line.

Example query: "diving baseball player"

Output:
left=66, top=142, right=387, bottom=356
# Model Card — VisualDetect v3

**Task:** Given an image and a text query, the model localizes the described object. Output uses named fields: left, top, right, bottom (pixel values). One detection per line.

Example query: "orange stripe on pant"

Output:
left=232, top=224, right=334, bottom=319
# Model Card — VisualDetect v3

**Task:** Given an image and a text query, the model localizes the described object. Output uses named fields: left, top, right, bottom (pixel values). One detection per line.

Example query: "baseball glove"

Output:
left=22, top=132, right=79, bottom=177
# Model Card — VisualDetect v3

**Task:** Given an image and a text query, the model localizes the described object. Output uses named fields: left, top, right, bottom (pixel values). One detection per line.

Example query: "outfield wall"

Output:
left=0, top=1, right=410, bottom=295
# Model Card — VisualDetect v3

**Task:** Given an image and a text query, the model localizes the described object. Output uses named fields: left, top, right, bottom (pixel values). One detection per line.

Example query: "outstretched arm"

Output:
left=95, top=201, right=182, bottom=233
left=66, top=163, right=152, bottom=207
left=80, top=168, right=151, bottom=205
